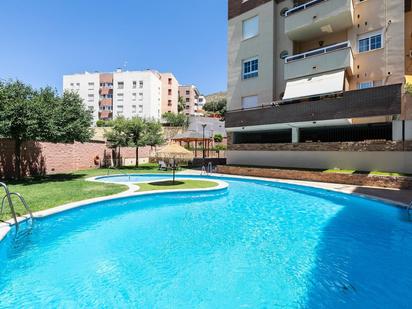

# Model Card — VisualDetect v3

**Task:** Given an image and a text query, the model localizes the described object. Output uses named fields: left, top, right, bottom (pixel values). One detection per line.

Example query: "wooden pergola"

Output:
left=172, top=131, right=212, bottom=158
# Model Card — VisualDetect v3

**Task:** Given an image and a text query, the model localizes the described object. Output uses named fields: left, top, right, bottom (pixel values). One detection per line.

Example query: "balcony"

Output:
left=285, top=0, right=354, bottom=41
left=284, top=41, right=353, bottom=80
left=225, top=84, right=402, bottom=129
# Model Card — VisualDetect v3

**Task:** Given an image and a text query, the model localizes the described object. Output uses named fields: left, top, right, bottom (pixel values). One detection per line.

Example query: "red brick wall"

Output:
left=217, top=165, right=412, bottom=190
left=0, top=139, right=151, bottom=178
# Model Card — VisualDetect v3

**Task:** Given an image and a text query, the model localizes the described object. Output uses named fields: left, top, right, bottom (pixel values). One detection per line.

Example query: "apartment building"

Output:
left=178, top=85, right=203, bottom=116
left=63, top=70, right=179, bottom=123
left=226, top=0, right=412, bottom=173
left=160, top=73, right=179, bottom=114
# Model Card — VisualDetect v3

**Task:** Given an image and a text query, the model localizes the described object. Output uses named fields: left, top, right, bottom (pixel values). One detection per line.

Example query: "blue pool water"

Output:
left=1, top=175, right=412, bottom=308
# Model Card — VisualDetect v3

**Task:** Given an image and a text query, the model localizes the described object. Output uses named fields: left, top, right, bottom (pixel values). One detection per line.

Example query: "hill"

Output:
left=205, top=91, right=226, bottom=103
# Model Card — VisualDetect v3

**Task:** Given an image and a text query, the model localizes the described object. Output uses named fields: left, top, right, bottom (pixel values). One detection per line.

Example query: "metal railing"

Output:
left=285, top=41, right=351, bottom=63
left=407, top=202, right=412, bottom=221
left=0, top=182, right=33, bottom=230
left=285, top=0, right=328, bottom=17
left=201, top=163, right=214, bottom=176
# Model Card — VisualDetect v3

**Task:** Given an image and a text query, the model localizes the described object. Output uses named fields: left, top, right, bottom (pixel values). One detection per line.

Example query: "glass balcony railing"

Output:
left=285, top=41, right=351, bottom=63
left=285, top=0, right=328, bottom=17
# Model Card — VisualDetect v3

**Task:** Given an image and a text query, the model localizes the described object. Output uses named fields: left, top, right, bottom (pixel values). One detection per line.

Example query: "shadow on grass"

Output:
left=1, top=173, right=87, bottom=186
left=148, top=181, right=184, bottom=186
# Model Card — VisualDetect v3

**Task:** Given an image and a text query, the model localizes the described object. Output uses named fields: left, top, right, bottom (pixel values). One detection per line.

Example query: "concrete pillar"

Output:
left=392, top=120, right=403, bottom=141
left=405, top=120, right=412, bottom=141
left=292, top=127, right=300, bottom=143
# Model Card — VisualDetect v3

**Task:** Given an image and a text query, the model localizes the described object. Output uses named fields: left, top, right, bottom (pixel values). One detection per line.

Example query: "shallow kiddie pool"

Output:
left=0, top=175, right=411, bottom=307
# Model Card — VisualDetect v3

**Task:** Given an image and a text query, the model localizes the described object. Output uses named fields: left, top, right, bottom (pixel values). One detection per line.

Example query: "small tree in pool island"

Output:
left=0, top=80, right=93, bottom=179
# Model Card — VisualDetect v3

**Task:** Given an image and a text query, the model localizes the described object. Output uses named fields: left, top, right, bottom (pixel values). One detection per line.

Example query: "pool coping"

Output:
left=0, top=177, right=228, bottom=242
left=1, top=171, right=410, bottom=242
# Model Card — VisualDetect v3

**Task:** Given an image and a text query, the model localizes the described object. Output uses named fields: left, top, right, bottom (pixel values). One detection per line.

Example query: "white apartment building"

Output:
left=63, top=69, right=179, bottom=124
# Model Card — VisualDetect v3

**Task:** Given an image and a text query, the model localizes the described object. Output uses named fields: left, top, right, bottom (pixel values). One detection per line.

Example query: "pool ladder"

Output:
left=201, top=162, right=213, bottom=176
left=0, top=182, right=33, bottom=230
left=407, top=201, right=412, bottom=221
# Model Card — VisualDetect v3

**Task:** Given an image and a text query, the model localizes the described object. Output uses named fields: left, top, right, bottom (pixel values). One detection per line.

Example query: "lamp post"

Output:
left=202, top=124, right=207, bottom=162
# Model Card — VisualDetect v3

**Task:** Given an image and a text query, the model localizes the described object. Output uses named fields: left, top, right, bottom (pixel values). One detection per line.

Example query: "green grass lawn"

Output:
left=136, top=180, right=218, bottom=192
left=323, top=169, right=356, bottom=174
left=0, top=164, right=178, bottom=221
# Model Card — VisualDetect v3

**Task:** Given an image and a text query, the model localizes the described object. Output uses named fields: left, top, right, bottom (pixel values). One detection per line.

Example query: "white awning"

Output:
left=283, top=70, right=345, bottom=100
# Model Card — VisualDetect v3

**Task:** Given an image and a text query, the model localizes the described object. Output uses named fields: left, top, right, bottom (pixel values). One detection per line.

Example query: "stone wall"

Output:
left=216, top=165, right=412, bottom=189
left=227, top=132, right=412, bottom=151
left=0, top=139, right=151, bottom=179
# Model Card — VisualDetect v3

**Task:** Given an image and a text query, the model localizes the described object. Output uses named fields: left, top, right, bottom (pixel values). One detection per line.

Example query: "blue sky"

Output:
left=0, top=0, right=227, bottom=95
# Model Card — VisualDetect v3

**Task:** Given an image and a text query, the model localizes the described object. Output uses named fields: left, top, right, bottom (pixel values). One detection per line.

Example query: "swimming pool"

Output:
left=1, top=174, right=411, bottom=307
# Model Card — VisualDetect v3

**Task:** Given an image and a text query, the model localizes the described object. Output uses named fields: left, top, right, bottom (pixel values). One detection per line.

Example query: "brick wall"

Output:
left=0, top=139, right=151, bottom=178
left=217, top=165, right=412, bottom=189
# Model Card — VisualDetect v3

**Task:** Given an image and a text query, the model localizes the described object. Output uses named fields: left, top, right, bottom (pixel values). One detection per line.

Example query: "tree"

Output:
left=104, top=117, right=129, bottom=167
left=143, top=120, right=165, bottom=151
left=178, top=96, right=185, bottom=113
left=0, top=80, right=93, bottom=178
left=162, top=112, right=189, bottom=128
left=125, top=117, right=146, bottom=167
left=213, top=133, right=223, bottom=143
left=406, top=82, right=412, bottom=96
left=203, top=98, right=227, bottom=116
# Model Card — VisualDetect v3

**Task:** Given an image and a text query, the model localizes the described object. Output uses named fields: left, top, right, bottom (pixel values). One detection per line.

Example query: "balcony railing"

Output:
left=284, top=0, right=354, bottom=41
left=225, top=84, right=402, bottom=129
left=285, top=41, right=351, bottom=63
left=285, top=0, right=328, bottom=17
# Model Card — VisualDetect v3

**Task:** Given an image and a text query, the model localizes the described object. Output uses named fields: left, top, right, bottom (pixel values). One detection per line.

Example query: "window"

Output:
left=117, top=93, right=124, bottom=101
left=357, top=81, right=382, bottom=89
left=139, top=93, right=143, bottom=101
left=168, top=89, right=172, bottom=95
left=242, top=16, right=259, bottom=40
left=88, top=82, right=94, bottom=90
left=118, top=82, right=124, bottom=89
left=186, top=90, right=190, bottom=95
left=138, top=105, right=143, bottom=113
left=243, top=58, right=259, bottom=79
left=117, top=105, right=124, bottom=111
left=358, top=30, right=383, bottom=53
left=357, top=81, right=374, bottom=89
left=186, top=98, right=190, bottom=102
left=139, top=81, right=144, bottom=88
left=132, top=81, right=137, bottom=89
left=132, top=93, right=137, bottom=101
left=88, top=94, right=94, bottom=102
left=168, top=100, right=172, bottom=106
left=168, top=78, right=172, bottom=85
left=132, top=105, right=137, bottom=114
left=241, top=95, right=258, bottom=109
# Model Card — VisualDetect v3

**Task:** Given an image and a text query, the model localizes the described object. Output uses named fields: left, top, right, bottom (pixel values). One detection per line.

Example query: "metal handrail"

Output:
left=285, top=41, right=351, bottom=63
left=285, top=0, right=328, bottom=17
left=407, top=202, right=412, bottom=220
left=1, top=193, right=33, bottom=218
left=0, top=182, right=18, bottom=229
left=0, top=182, right=33, bottom=230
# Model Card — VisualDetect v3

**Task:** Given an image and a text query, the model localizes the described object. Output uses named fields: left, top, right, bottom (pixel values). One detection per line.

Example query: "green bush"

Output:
left=213, top=133, right=223, bottom=143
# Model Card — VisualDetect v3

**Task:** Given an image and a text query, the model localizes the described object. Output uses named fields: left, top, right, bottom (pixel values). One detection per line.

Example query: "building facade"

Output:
left=63, top=70, right=179, bottom=124
left=178, top=85, right=203, bottom=116
left=226, top=0, right=412, bottom=173
left=160, top=73, right=179, bottom=114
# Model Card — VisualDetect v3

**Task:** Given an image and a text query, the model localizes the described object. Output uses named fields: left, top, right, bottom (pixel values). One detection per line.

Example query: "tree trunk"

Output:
left=14, top=139, right=22, bottom=179
left=135, top=147, right=139, bottom=168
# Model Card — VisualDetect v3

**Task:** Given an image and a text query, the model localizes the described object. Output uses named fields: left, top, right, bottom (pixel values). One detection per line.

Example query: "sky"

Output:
left=0, top=0, right=228, bottom=95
